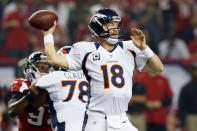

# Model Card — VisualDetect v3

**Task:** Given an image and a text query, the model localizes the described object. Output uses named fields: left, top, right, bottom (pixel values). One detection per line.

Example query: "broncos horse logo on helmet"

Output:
left=88, top=8, right=122, bottom=45
left=24, top=51, right=52, bottom=83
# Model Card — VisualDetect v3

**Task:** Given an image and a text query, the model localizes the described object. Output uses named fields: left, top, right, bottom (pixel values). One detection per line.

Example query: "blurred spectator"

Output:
left=90, top=0, right=111, bottom=13
left=74, top=23, right=92, bottom=41
left=138, top=72, right=173, bottom=131
left=158, top=0, right=176, bottom=37
left=2, top=0, right=17, bottom=19
left=188, top=27, right=197, bottom=58
left=1, top=0, right=33, bottom=59
left=183, top=13, right=197, bottom=43
left=132, top=0, right=163, bottom=53
left=128, top=70, right=147, bottom=131
left=90, top=0, right=125, bottom=21
left=0, top=25, right=7, bottom=55
left=67, top=0, right=90, bottom=43
left=174, top=0, right=193, bottom=39
left=0, top=0, right=5, bottom=21
left=158, top=27, right=190, bottom=59
left=166, top=105, right=178, bottom=131
left=46, top=0, right=75, bottom=29
left=178, top=62, right=197, bottom=131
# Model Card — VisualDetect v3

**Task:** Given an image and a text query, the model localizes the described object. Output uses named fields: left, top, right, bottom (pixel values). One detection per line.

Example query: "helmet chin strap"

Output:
left=106, top=37, right=118, bottom=45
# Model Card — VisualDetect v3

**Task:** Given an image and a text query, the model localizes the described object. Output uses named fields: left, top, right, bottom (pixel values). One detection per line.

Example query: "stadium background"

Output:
left=0, top=0, right=197, bottom=130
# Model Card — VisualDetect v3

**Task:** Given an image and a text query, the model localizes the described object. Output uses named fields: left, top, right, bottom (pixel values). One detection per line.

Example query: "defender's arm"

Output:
left=8, top=92, right=32, bottom=117
left=8, top=84, right=48, bottom=117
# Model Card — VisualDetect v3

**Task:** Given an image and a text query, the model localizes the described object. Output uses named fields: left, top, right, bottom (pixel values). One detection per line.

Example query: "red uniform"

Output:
left=137, top=73, right=173, bottom=124
left=10, top=78, right=52, bottom=131
left=2, top=11, right=30, bottom=50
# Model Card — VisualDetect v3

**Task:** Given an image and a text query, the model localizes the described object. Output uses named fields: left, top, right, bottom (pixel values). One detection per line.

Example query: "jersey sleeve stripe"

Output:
left=82, top=52, right=92, bottom=107
left=129, top=50, right=137, bottom=69
left=82, top=112, right=88, bottom=131
left=129, top=50, right=136, bottom=58
left=48, top=97, right=60, bottom=129
left=82, top=52, right=92, bottom=83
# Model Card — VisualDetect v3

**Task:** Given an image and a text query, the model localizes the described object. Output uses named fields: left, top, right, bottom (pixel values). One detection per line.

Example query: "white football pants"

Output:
left=83, top=110, right=138, bottom=131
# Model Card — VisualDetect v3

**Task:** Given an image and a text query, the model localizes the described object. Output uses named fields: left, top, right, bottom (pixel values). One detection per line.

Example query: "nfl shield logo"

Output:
left=93, top=53, right=100, bottom=61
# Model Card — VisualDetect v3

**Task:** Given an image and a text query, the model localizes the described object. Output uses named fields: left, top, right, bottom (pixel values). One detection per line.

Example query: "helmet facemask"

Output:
left=104, top=21, right=123, bottom=45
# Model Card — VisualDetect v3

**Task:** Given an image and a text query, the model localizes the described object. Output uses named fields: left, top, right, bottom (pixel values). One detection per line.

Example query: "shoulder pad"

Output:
left=10, top=78, right=30, bottom=92
left=73, top=41, right=95, bottom=49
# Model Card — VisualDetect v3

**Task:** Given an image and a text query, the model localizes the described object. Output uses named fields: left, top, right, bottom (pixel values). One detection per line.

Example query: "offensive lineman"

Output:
left=8, top=52, right=52, bottom=131
left=30, top=47, right=89, bottom=131
left=41, top=8, right=164, bottom=131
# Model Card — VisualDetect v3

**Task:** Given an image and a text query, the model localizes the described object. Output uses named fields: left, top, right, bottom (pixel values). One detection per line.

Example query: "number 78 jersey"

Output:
left=36, top=70, right=89, bottom=131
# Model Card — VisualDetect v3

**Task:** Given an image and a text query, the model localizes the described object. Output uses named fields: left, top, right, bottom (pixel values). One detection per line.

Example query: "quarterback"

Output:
left=41, top=8, right=164, bottom=131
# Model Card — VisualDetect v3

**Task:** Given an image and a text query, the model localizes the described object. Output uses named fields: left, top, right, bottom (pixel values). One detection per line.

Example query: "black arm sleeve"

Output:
left=8, top=90, right=37, bottom=116
left=8, top=92, right=24, bottom=106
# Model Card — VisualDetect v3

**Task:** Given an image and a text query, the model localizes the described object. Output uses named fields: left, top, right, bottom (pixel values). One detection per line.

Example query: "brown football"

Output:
left=28, top=10, right=58, bottom=30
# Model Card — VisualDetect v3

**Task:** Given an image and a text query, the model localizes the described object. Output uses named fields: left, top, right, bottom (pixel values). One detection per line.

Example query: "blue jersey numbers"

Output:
left=101, top=64, right=125, bottom=89
left=61, top=80, right=89, bottom=103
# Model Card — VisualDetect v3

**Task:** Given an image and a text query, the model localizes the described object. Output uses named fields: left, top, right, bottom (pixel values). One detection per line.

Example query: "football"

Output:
left=28, top=10, right=58, bottom=30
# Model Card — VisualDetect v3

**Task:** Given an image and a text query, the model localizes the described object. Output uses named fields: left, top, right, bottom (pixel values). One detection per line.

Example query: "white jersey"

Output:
left=36, top=70, right=89, bottom=131
left=65, top=41, right=147, bottom=115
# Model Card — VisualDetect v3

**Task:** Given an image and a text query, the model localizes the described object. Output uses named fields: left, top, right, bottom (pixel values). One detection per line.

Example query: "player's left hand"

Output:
left=130, top=28, right=147, bottom=51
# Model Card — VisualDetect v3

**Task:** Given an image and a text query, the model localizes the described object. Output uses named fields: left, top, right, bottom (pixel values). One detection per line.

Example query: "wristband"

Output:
left=44, top=34, right=54, bottom=45
left=141, top=46, right=154, bottom=58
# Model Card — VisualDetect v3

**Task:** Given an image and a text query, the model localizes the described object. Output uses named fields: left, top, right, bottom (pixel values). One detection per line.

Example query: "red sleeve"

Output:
left=10, top=79, right=30, bottom=92
left=10, top=79, right=22, bottom=92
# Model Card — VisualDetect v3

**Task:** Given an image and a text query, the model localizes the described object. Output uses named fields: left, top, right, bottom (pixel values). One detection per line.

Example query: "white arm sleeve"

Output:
left=65, top=42, right=95, bottom=71
left=135, top=54, right=147, bottom=71
left=65, top=44, right=82, bottom=70
left=123, top=40, right=147, bottom=71
left=36, top=74, right=56, bottom=89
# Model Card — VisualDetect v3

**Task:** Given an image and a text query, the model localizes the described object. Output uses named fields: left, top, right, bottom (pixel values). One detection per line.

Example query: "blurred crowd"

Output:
left=1, top=0, right=197, bottom=60
left=0, top=0, right=197, bottom=131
